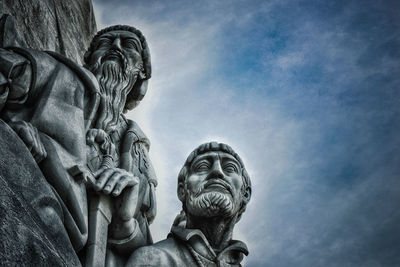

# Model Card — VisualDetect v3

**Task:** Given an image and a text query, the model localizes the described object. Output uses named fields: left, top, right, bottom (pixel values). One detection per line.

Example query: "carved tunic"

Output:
left=126, top=225, right=248, bottom=267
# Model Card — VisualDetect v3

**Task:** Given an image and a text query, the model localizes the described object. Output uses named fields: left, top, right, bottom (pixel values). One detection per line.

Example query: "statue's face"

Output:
left=89, top=30, right=143, bottom=72
left=181, top=151, right=245, bottom=218
left=87, top=30, right=144, bottom=132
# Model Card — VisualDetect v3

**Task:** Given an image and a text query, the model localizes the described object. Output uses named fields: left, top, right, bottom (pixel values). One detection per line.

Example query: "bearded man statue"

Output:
left=127, top=142, right=252, bottom=267
left=0, top=25, right=157, bottom=266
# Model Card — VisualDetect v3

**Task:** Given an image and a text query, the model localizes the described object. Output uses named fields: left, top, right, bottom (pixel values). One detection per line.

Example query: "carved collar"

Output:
left=170, top=225, right=248, bottom=266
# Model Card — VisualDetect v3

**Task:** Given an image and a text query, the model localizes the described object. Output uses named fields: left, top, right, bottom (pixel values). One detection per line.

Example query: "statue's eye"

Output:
left=97, top=38, right=112, bottom=48
left=194, top=161, right=211, bottom=172
left=124, top=39, right=138, bottom=50
left=223, top=163, right=238, bottom=174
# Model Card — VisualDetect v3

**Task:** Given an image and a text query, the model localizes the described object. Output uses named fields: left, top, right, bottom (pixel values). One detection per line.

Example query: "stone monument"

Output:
left=0, top=2, right=157, bottom=266
left=127, top=142, right=252, bottom=267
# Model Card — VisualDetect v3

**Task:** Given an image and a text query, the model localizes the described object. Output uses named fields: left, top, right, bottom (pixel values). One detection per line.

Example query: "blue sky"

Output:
left=93, top=0, right=400, bottom=266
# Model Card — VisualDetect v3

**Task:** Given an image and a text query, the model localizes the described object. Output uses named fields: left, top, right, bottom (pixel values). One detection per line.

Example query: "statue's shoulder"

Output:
left=5, top=47, right=99, bottom=94
left=6, top=46, right=60, bottom=69
left=126, top=238, right=183, bottom=267
left=125, top=119, right=150, bottom=148
left=45, top=50, right=99, bottom=92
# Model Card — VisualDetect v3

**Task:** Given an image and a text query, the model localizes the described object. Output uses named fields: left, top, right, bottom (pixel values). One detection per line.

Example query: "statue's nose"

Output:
left=112, top=37, right=122, bottom=51
left=208, top=161, right=224, bottom=180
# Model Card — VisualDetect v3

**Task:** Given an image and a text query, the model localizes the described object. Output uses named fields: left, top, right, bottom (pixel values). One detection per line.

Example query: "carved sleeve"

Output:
left=131, top=140, right=157, bottom=224
left=120, top=120, right=158, bottom=227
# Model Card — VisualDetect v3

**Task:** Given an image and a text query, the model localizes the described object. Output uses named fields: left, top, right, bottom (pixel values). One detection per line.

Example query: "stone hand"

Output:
left=86, top=128, right=115, bottom=155
left=92, top=167, right=139, bottom=196
left=9, top=121, right=47, bottom=163
left=109, top=179, right=141, bottom=240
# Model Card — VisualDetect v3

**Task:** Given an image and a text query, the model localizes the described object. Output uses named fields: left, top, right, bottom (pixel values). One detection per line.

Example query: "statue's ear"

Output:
left=242, top=186, right=251, bottom=205
left=124, top=78, right=149, bottom=112
left=177, top=182, right=186, bottom=202
left=131, top=78, right=148, bottom=101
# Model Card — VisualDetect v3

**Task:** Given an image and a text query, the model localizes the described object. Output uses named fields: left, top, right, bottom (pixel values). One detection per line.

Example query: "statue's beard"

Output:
left=185, top=188, right=237, bottom=218
left=90, top=60, right=137, bottom=133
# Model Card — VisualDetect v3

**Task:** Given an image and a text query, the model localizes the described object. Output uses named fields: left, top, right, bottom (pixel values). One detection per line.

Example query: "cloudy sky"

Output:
left=93, top=1, right=400, bottom=266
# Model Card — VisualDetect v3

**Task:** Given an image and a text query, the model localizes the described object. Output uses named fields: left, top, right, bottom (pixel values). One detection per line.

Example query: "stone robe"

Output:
left=0, top=47, right=157, bottom=264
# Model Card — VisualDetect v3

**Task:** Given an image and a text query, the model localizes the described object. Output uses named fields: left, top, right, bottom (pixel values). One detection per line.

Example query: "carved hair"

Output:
left=178, top=142, right=252, bottom=222
left=84, top=25, right=152, bottom=112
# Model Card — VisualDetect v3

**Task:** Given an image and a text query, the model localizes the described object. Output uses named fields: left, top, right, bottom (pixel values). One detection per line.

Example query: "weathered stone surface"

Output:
left=0, top=20, right=156, bottom=267
left=0, top=0, right=97, bottom=64
left=0, top=1, right=160, bottom=265
left=0, top=119, right=80, bottom=266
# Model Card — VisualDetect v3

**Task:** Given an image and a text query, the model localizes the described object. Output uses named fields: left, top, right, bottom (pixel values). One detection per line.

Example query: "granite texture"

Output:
left=0, top=119, right=81, bottom=266
left=0, top=0, right=97, bottom=64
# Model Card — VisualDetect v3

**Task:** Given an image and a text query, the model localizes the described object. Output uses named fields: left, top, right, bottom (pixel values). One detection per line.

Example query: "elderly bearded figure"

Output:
left=0, top=25, right=156, bottom=266
left=127, top=142, right=252, bottom=267
left=85, top=27, right=150, bottom=132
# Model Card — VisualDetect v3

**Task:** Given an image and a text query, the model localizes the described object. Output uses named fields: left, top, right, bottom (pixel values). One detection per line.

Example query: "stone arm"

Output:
left=85, top=122, right=158, bottom=259
left=0, top=48, right=32, bottom=113
left=0, top=48, right=47, bottom=163
left=106, top=134, right=158, bottom=257
left=135, top=140, right=157, bottom=225
left=119, top=123, right=157, bottom=227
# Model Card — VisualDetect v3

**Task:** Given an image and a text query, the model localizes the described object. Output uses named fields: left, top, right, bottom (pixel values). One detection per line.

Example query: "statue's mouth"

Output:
left=102, top=50, right=124, bottom=65
left=204, top=179, right=232, bottom=195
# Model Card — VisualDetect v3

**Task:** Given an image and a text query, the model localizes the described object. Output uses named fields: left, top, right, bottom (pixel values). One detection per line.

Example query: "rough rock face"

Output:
left=0, top=1, right=97, bottom=265
left=0, top=0, right=97, bottom=64
left=0, top=120, right=81, bottom=266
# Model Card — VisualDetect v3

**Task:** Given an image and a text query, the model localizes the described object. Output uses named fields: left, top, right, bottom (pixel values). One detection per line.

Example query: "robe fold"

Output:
left=0, top=47, right=157, bottom=261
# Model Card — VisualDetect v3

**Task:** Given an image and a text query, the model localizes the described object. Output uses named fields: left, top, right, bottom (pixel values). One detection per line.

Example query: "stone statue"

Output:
left=127, top=142, right=252, bottom=267
left=0, top=23, right=157, bottom=266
